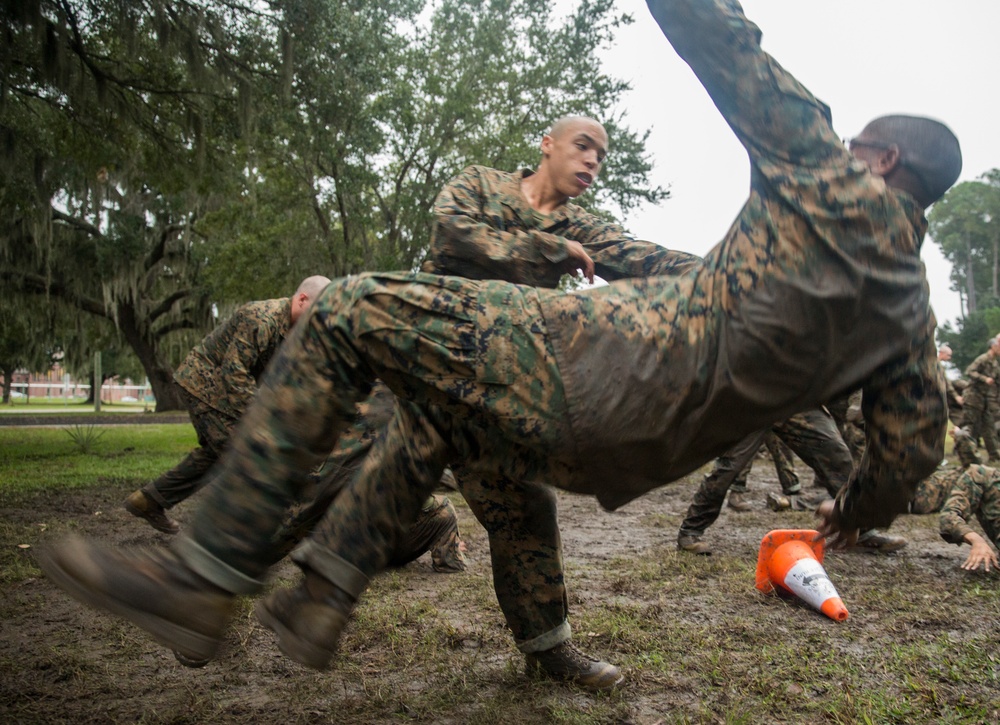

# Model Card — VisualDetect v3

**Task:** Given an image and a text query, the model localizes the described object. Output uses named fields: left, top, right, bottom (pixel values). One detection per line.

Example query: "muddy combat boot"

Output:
left=36, top=534, right=233, bottom=663
left=851, top=530, right=908, bottom=553
left=726, top=491, right=752, bottom=511
left=677, top=534, right=712, bottom=555
left=123, top=490, right=180, bottom=535
left=766, top=492, right=791, bottom=511
left=255, top=570, right=354, bottom=670
left=525, top=641, right=624, bottom=690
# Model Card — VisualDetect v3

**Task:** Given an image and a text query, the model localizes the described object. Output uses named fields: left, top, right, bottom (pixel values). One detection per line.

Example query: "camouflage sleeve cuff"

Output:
left=939, top=515, right=975, bottom=546
left=537, top=234, right=570, bottom=264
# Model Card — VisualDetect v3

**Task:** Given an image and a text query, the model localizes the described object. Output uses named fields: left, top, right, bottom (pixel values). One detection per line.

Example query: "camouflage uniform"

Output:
left=679, top=408, right=852, bottom=538
left=145, top=300, right=463, bottom=572
left=909, top=468, right=960, bottom=515
left=945, top=376, right=979, bottom=468
left=142, top=299, right=292, bottom=509
left=168, top=0, right=945, bottom=603
left=270, top=382, right=466, bottom=573
left=827, top=391, right=866, bottom=468
left=939, top=465, right=1000, bottom=549
left=959, top=352, right=1000, bottom=462
left=728, top=431, right=800, bottom=496
left=422, top=164, right=700, bottom=650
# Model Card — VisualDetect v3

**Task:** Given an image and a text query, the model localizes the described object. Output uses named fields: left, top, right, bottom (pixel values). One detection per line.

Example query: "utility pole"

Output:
left=94, top=352, right=101, bottom=412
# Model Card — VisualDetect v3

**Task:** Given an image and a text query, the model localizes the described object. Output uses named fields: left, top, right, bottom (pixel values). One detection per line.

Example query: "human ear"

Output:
left=875, top=144, right=901, bottom=176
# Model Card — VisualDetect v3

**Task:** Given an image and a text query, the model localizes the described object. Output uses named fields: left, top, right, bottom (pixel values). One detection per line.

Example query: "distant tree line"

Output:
left=931, top=169, right=1000, bottom=371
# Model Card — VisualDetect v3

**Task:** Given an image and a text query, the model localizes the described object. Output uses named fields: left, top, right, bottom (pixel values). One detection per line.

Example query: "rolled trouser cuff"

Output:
left=292, top=540, right=370, bottom=601
left=174, top=536, right=263, bottom=596
left=516, top=620, right=572, bottom=654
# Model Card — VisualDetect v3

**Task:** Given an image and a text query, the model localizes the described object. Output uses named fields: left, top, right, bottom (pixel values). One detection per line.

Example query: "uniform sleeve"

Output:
left=563, top=212, right=703, bottom=281
left=426, top=166, right=573, bottom=286
left=645, top=0, right=842, bottom=170
left=834, top=326, right=947, bottom=530
left=939, top=467, right=987, bottom=545
left=218, top=308, right=269, bottom=417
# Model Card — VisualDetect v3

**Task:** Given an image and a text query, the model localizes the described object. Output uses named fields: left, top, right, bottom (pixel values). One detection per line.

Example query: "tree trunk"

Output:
left=993, top=233, right=998, bottom=299
left=966, top=233, right=978, bottom=313
left=116, top=300, right=186, bottom=412
left=995, top=232, right=1000, bottom=300
left=1, top=368, right=11, bottom=404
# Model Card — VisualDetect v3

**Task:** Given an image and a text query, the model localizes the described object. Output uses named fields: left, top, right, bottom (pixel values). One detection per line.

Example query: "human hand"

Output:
left=956, top=395, right=964, bottom=406
left=562, top=240, right=595, bottom=284
left=814, top=500, right=859, bottom=549
left=987, top=377, right=994, bottom=385
left=961, top=534, right=998, bottom=572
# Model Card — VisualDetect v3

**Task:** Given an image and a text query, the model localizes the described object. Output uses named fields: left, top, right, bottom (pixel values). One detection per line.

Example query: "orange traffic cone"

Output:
left=755, top=529, right=849, bottom=622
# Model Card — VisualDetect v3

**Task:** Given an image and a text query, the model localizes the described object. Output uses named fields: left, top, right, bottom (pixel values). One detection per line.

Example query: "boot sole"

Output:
left=525, top=659, right=625, bottom=691
left=255, top=598, right=339, bottom=671
left=36, top=540, right=219, bottom=663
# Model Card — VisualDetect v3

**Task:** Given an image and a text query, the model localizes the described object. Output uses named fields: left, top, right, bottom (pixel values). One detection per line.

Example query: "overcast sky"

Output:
left=579, top=0, right=1000, bottom=328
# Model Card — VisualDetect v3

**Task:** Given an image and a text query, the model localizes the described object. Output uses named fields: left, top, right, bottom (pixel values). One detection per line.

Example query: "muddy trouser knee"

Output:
left=143, top=390, right=235, bottom=509
left=455, top=467, right=570, bottom=654
left=679, top=430, right=767, bottom=537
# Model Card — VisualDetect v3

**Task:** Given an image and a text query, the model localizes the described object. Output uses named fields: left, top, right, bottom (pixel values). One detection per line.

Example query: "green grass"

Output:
left=0, top=424, right=196, bottom=497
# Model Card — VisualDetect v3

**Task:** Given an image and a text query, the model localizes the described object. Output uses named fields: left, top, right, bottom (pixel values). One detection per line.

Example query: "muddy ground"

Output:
left=2, top=449, right=998, bottom=723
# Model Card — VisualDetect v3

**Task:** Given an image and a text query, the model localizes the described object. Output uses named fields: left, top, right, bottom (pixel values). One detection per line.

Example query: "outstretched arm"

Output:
left=818, top=327, right=946, bottom=540
left=429, top=165, right=701, bottom=287
left=645, top=0, right=842, bottom=167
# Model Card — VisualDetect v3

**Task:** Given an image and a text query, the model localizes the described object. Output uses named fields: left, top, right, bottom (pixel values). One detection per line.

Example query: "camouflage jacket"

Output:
left=963, top=352, right=999, bottom=403
left=175, top=298, right=291, bottom=419
left=939, top=465, right=1000, bottom=548
left=531, top=0, right=945, bottom=530
left=422, top=165, right=701, bottom=286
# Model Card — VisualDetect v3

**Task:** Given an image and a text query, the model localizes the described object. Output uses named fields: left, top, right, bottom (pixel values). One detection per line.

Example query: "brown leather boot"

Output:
left=525, top=641, right=623, bottom=690
left=37, top=534, right=233, bottom=663
left=255, top=570, right=354, bottom=670
left=726, top=491, right=752, bottom=511
left=766, top=491, right=791, bottom=511
left=123, top=490, right=180, bottom=535
left=677, top=534, right=712, bottom=555
left=852, top=530, right=908, bottom=553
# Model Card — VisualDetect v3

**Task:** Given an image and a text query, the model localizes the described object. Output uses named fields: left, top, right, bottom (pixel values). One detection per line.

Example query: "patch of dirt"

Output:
left=1, top=457, right=997, bottom=724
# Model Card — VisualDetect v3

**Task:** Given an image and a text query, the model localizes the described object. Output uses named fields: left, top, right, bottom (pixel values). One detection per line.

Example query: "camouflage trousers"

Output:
left=679, top=407, right=852, bottom=537
left=173, top=273, right=567, bottom=618
left=266, top=381, right=565, bottom=646
left=958, top=393, right=999, bottom=462
left=951, top=427, right=981, bottom=469
left=826, top=393, right=866, bottom=468
left=265, top=384, right=467, bottom=574
left=730, top=432, right=801, bottom=495
left=143, top=384, right=237, bottom=509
